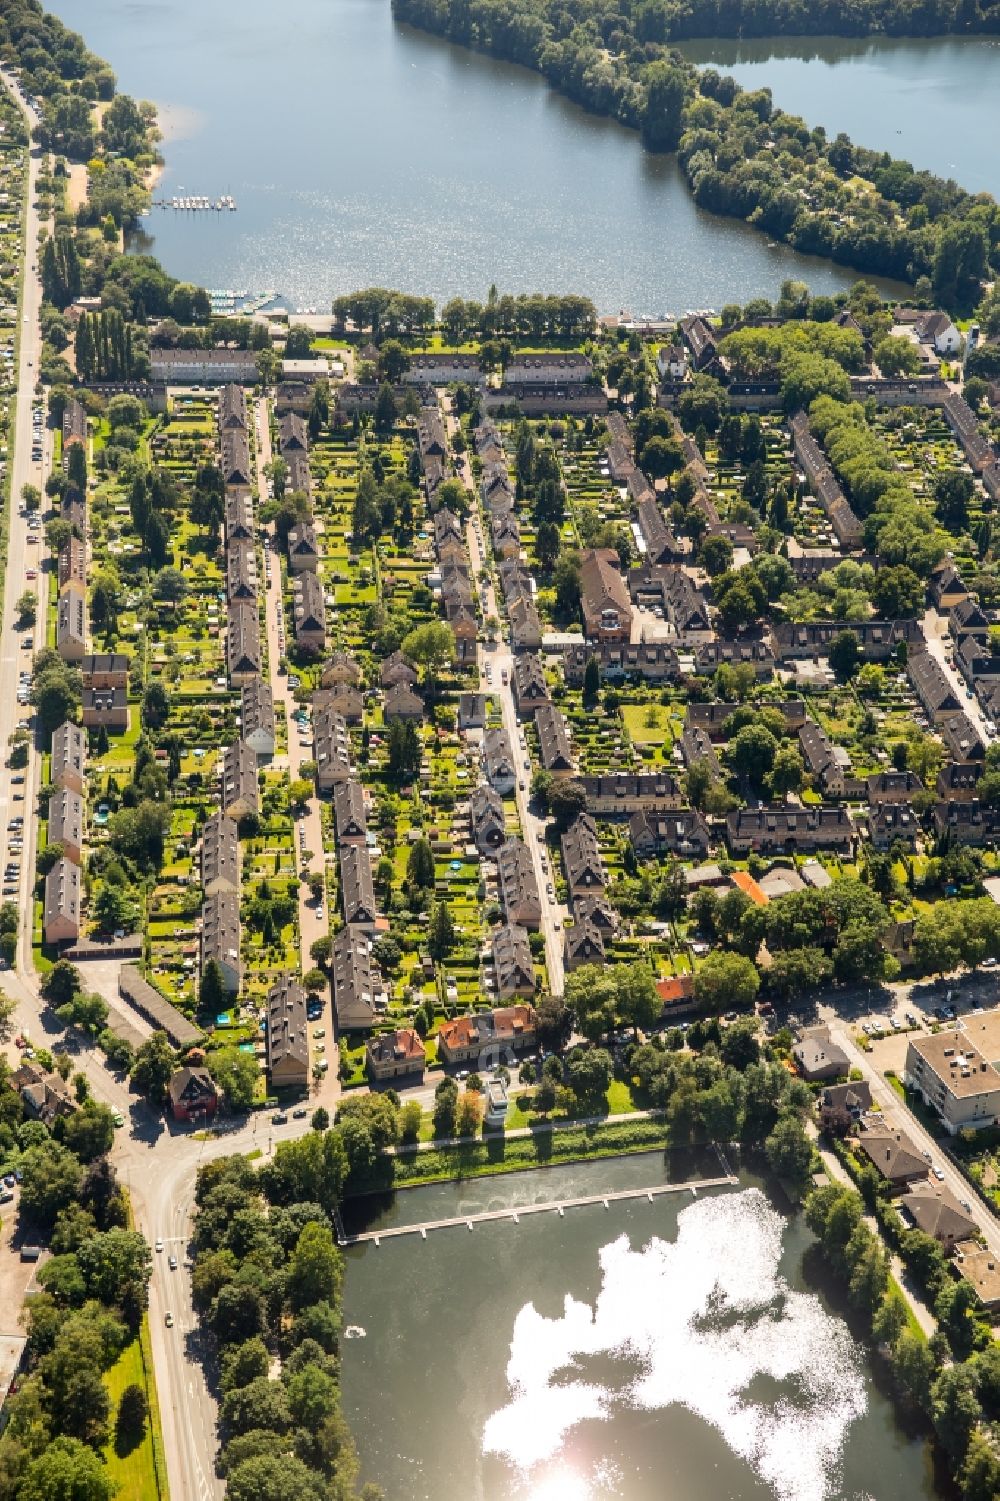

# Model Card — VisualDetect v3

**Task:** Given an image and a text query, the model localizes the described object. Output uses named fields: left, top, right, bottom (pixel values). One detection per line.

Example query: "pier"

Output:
left=337, top=1173, right=738, bottom=1246
left=150, top=194, right=236, bottom=212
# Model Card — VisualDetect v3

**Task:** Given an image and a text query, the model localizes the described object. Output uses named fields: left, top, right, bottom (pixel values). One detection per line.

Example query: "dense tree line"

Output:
left=393, top=0, right=1000, bottom=307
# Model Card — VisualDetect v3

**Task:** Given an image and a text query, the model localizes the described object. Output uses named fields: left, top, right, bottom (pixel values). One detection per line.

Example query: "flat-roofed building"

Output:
left=118, top=965, right=203, bottom=1049
left=201, top=890, right=241, bottom=993
left=904, top=1028, right=1000, bottom=1134
left=266, top=976, right=309, bottom=1088
left=201, top=812, right=239, bottom=896
left=50, top=720, right=85, bottom=796
left=47, top=787, right=84, bottom=865
left=43, top=857, right=80, bottom=945
left=240, top=677, right=275, bottom=758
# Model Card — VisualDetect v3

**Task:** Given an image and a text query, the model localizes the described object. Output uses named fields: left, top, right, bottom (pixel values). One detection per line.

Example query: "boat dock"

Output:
left=150, top=195, right=236, bottom=211
left=337, top=1173, right=738, bottom=1246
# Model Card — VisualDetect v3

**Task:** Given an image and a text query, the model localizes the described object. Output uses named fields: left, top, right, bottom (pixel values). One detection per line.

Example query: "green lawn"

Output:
left=102, top=1326, right=166, bottom=1501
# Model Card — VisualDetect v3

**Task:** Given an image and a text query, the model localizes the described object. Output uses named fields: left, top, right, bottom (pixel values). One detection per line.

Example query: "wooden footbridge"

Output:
left=336, top=1170, right=739, bottom=1247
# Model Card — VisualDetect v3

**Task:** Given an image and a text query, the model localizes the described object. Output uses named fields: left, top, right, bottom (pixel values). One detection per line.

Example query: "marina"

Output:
left=150, top=194, right=236, bottom=211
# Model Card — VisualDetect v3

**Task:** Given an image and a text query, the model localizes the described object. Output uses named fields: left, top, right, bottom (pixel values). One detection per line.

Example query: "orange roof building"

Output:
left=732, top=870, right=768, bottom=905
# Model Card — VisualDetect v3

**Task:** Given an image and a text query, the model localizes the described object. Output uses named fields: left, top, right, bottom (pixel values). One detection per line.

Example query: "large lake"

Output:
left=45, top=1, right=1000, bottom=314
left=340, top=1154, right=937, bottom=1500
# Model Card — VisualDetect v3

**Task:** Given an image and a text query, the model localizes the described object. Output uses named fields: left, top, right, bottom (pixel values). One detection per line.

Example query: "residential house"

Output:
left=656, top=344, right=687, bottom=380
left=818, top=1080, right=873, bottom=1119
left=492, top=922, right=536, bottom=1000
left=694, top=637, right=775, bottom=680
left=201, top=890, right=241, bottom=992
left=201, top=812, right=239, bottom=896
left=225, top=492, right=254, bottom=545
left=799, top=719, right=848, bottom=796
left=220, top=430, right=252, bottom=493
left=928, top=562, right=968, bottom=611
left=287, top=523, right=319, bottom=572
left=226, top=542, right=258, bottom=605
left=607, top=441, right=636, bottom=484
left=314, top=705, right=352, bottom=791
left=279, top=412, right=308, bottom=453
left=678, top=315, right=718, bottom=370
left=867, top=770, right=924, bottom=804
left=901, top=1184, right=978, bottom=1248
left=561, top=813, right=606, bottom=900
left=221, top=741, right=259, bottom=822
left=332, top=926, right=377, bottom=1033
left=915, top=310, right=962, bottom=355
left=950, top=595, right=990, bottom=637
left=470, top=783, right=507, bottom=855
left=56, top=583, right=86, bottom=663
left=856, top=1123, right=930, bottom=1187
left=405, top=353, right=484, bottom=384
left=240, top=677, right=276, bottom=759
left=870, top=801, right=919, bottom=852
left=168, top=1068, right=218, bottom=1123
left=58, top=535, right=86, bottom=594
left=939, top=712, right=987, bottom=763
left=789, top=411, right=864, bottom=549
left=81, top=685, right=128, bottom=731
left=318, top=682, right=363, bottom=723
left=687, top=699, right=806, bottom=740
left=384, top=682, right=424, bottom=722
left=367, top=1028, right=425, bottom=1082
left=580, top=772, right=680, bottom=816
left=727, top=806, right=855, bottom=857
left=580, top=549, right=632, bottom=642
left=322, top=652, right=362, bottom=688
left=907, top=651, right=961, bottom=720
left=436, top=1004, right=537, bottom=1063
left=227, top=602, right=263, bottom=686
left=482, top=726, right=516, bottom=794
left=772, top=619, right=921, bottom=663
left=562, top=640, right=680, bottom=685
left=266, top=977, right=310, bottom=1088
left=340, top=843, right=377, bottom=928
left=513, top=655, right=549, bottom=714
left=629, top=808, right=711, bottom=857
left=497, top=837, right=541, bottom=928
left=218, top=383, right=247, bottom=431
left=62, top=397, right=87, bottom=448
left=293, top=570, right=327, bottom=654
left=380, top=651, right=417, bottom=688
left=458, top=692, right=487, bottom=731
left=50, top=720, right=85, bottom=796
left=332, top=780, right=368, bottom=846
left=535, top=702, right=575, bottom=776
left=43, top=857, right=80, bottom=945
left=47, top=787, right=84, bottom=865
left=150, top=348, right=259, bottom=384
left=508, top=594, right=543, bottom=652
left=792, top=1027, right=849, bottom=1080
left=636, top=497, right=681, bottom=564
left=937, top=762, right=982, bottom=800
left=628, top=564, right=711, bottom=641
left=933, top=799, right=1000, bottom=846
left=564, top=919, right=606, bottom=971
left=506, top=353, right=592, bottom=384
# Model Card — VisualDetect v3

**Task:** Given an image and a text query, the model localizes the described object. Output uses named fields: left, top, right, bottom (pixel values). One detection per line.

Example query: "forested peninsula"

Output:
left=392, top=0, right=1000, bottom=308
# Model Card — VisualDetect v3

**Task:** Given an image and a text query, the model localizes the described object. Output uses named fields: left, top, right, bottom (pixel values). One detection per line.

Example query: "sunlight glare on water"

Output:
left=484, top=1190, right=866, bottom=1501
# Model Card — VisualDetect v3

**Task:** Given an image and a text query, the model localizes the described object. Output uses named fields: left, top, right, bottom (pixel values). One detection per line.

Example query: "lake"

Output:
left=340, top=1153, right=937, bottom=1501
left=45, top=0, right=1000, bottom=314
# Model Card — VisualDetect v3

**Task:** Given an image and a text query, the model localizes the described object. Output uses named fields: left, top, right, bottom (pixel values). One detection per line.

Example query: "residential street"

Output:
left=922, top=603, right=993, bottom=742
left=446, top=400, right=566, bottom=996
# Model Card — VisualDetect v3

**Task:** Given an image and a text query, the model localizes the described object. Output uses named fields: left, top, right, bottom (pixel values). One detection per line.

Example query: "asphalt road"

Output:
left=922, top=603, right=993, bottom=743
left=446, top=400, right=566, bottom=996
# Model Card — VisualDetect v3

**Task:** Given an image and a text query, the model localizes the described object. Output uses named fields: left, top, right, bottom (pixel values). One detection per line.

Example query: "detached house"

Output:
left=367, top=1028, right=425, bottom=1082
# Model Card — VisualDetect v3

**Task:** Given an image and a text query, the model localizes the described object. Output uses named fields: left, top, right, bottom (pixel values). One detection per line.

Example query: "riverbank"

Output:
left=387, top=1118, right=673, bottom=1189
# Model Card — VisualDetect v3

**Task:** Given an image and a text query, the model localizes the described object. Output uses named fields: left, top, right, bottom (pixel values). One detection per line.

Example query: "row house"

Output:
left=678, top=315, right=719, bottom=371
left=406, top=352, right=484, bottom=384
left=436, top=1004, right=537, bottom=1063
left=433, top=507, right=465, bottom=565
left=219, top=383, right=247, bottom=432
left=605, top=410, right=633, bottom=454
left=323, top=651, right=362, bottom=688
left=867, top=769, right=923, bottom=805
left=384, top=681, right=425, bottom=721
left=580, top=549, right=632, bottom=642
left=340, top=842, right=377, bottom=929
left=44, top=857, right=80, bottom=945
left=513, top=653, right=549, bottom=713
left=491, top=922, right=536, bottom=1001
left=221, top=740, right=260, bottom=822
left=937, top=762, right=982, bottom=800
left=314, top=704, right=352, bottom=790
left=226, top=541, right=258, bottom=604
left=288, top=522, right=319, bottom=572
left=56, top=583, right=86, bottom=663
left=332, top=926, right=377, bottom=1033
left=484, top=384, right=607, bottom=416
left=48, top=787, right=84, bottom=865
left=266, top=976, right=310, bottom=1088
left=939, top=711, right=987, bottom=764
left=561, top=813, right=606, bottom=901
left=562, top=640, right=680, bottom=685
left=62, top=397, right=87, bottom=448
left=943, top=393, right=996, bottom=474
left=789, top=411, right=864, bottom=550
left=636, top=496, right=682, bottom=564
left=50, top=720, right=85, bottom=796
left=680, top=725, right=721, bottom=775
left=332, top=779, right=368, bottom=846
left=381, top=650, right=417, bottom=688
left=497, top=837, right=541, bottom=928
left=564, top=918, right=606, bottom=972
left=907, top=650, right=961, bottom=720
left=285, top=450, right=310, bottom=497
left=293, top=569, right=327, bottom=654
left=240, top=676, right=276, bottom=758
left=482, top=726, right=516, bottom=795
left=799, top=719, right=849, bottom=797
left=629, top=807, right=711, bottom=857
left=686, top=698, right=805, bottom=740
left=726, top=805, right=856, bottom=857
left=279, top=411, right=308, bottom=454
left=933, top=800, right=1000, bottom=847
left=870, top=801, right=920, bottom=852
left=693, top=637, right=775, bottom=681
left=607, top=441, right=635, bottom=485
left=225, top=491, right=254, bottom=545
left=202, top=890, right=241, bottom=993
left=201, top=812, right=239, bottom=897
left=58, top=535, right=86, bottom=593
left=506, top=353, right=592, bottom=384
left=772, top=618, right=921, bottom=663
left=470, top=783, right=506, bottom=855
left=227, top=601, right=262, bottom=686
left=581, top=772, right=681, bottom=816
left=629, top=563, right=712, bottom=641
left=535, top=702, right=575, bottom=776
left=928, top=562, right=968, bottom=611
left=221, top=429, right=252, bottom=494
left=150, top=348, right=259, bottom=384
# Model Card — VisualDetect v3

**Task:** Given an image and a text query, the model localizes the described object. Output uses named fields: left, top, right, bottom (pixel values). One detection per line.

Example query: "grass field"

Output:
left=102, top=1322, right=167, bottom=1501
